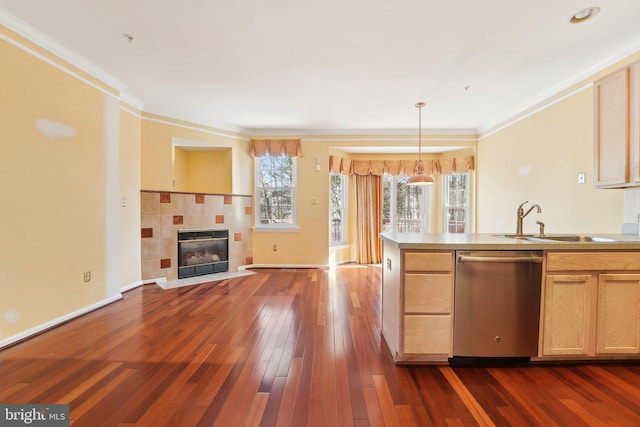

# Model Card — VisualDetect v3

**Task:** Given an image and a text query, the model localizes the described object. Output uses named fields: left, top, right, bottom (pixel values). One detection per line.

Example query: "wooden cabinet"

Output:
left=401, top=251, right=454, bottom=360
left=542, top=251, right=640, bottom=359
left=381, top=242, right=454, bottom=363
left=594, top=61, right=640, bottom=188
left=631, top=62, right=640, bottom=183
left=596, top=274, right=640, bottom=354
left=543, top=274, right=596, bottom=356
left=403, top=315, right=452, bottom=355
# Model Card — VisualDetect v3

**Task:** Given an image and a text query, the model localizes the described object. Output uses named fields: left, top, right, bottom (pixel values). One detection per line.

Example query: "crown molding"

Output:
left=142, top=114, right=250, bottom=141
left=3, top=5, right=640, bottom=140
left=120, top=92, right=144, bottom=111
left=479, top=39, right=640, bottom=138
left=247, top=127, right=478, bottom=138
left=0, top=8, right=128, bottom=92
left=479, top=83, right=592, bottom=140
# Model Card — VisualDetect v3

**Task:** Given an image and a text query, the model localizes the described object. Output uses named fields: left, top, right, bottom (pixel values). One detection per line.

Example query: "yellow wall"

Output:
left=1, top=30, right=114, bottom=340
left=251, top=136, right=476, bottom=266
left=174, top=148, right=232, bottom=194
left=252, top=144, right=330, bottom=266
left=476, top=51, right=640, bottom=235
left=119, top=108, right=142, bottom=289
left=140, top=116, right=251, bottom=194
left=172, top=146, right=189, bottom=192
left=477, top=87, right=622, bottom=234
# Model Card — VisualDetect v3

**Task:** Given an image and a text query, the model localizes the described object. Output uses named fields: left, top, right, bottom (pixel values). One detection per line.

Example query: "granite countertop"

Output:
left=379, top=232, right=640, bottom=250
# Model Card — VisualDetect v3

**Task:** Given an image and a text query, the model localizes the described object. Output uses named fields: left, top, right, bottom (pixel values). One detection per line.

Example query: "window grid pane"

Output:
left=444, top=173, right=468, bottom=233
left=330, top=174, right=346, bottom=244
left=259, top=188, right=294, bottom=224
left=256, top=155, right=296, bottom=226
left=389, top=175, right=426, bottom=233
left=382, top=176, right=392, bottom=232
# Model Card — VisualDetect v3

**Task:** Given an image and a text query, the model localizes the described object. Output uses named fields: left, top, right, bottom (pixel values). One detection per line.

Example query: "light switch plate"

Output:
left=578, top=173, right=586, bottom=184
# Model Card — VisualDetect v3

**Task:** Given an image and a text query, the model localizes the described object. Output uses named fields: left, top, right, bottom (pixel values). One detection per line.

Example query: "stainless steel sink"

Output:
left=538, top=235, right=619, bottom=242
left=501, top=234, right=620, bottom=243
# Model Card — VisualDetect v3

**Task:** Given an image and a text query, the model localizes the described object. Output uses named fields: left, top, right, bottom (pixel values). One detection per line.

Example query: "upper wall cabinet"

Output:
left=594, top=61, right=640, bottom=188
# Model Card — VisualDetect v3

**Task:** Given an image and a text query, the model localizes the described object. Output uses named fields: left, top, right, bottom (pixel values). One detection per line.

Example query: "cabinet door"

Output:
left=596, top=274, right=640, bottom=354
left=631, top=62, right=640, bottom=183
left=594, top=67, right=629, bottom=187
left=543, top=274, right=595, bottom=356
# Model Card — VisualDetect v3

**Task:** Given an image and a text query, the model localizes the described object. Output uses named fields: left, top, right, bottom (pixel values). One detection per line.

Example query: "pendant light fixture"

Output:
left=407, top=102, right=434, bottom=185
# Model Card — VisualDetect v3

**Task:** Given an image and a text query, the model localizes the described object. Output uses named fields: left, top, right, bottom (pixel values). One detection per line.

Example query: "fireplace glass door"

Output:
left=178, top=229, right=229, bottom=279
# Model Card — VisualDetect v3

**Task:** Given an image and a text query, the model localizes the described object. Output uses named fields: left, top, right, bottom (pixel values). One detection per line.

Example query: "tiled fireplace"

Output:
left=141, top=191, right=253, bottom=281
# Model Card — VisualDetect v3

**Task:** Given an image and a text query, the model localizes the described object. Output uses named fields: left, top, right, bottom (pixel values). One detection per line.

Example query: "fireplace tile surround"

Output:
left=141, top=190, right=253, bottom=281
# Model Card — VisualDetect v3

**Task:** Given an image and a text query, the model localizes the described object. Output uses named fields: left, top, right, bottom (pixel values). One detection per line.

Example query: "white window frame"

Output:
left=383, top=174, right=431, bottom=233
left=254, top=155, right=298, bottom=230
left=329, top=173, right=347, bottom=246
left=442, top=172, right=470, bottom=233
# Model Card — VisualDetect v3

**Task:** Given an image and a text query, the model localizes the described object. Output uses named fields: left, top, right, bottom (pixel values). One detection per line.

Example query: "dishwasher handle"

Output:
left=458, top=254, right=543, bottom=263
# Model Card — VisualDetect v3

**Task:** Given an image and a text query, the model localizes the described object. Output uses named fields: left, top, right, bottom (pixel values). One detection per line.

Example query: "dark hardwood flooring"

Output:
left=1, top=265, right=639, bottom=426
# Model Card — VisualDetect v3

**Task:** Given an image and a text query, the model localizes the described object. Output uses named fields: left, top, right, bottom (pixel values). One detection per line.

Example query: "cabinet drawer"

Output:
left=404, top=251, right=453, bottom=272
left=547, top=252, right=640, bottom=271
left=403, top=315, right=452, bottom=354
left=404, top=274, right=452, bottom=313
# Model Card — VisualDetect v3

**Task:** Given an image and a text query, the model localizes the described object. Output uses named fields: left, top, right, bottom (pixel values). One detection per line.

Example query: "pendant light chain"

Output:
left=407, top=101, right=434, bottom=185
left=416, top=102, right=424, bottom=162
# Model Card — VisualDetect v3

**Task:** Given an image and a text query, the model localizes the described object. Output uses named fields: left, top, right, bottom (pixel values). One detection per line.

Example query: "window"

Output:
left=329, top=173, right=347, bottom=245
left=382, top=174, right=430, bottom=233
left=443, top=172, right=469, bottom=233
left=255, top=155, right=296, bottom=227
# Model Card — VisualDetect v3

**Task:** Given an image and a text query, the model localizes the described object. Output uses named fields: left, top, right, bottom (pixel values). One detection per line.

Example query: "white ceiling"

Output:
left=1, top=1, right=640, bottom=135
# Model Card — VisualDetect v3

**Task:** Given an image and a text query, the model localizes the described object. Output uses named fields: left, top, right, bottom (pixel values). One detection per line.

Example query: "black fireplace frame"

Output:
left=177, top=229, right=229, bottom=279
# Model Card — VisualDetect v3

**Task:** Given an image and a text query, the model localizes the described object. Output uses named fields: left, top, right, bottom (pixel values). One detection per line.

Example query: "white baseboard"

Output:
left=329, top=259, right=358, bottom=266
left=120, top=280, right=143, bottom=293
left=0, top=294, right=123, bottom=350
left=158, top=270, right=256, bottom=290
left=142, top=277, right=166, bottom=285
left=242, top=263, right=327, bottom=269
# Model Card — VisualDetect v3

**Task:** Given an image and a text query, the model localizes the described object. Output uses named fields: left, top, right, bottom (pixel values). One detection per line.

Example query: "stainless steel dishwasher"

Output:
left=453, top=250, right=543, bottom=360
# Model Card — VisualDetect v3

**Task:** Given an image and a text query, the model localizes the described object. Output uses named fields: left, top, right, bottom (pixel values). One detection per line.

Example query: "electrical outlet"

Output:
left=84, top=271, right=91, bottom=282
left=273, top=244, right=278, bottom=251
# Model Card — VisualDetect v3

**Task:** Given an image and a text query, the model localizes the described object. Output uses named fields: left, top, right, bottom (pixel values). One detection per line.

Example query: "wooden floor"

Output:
left=1, top=265, right=640, bottom=426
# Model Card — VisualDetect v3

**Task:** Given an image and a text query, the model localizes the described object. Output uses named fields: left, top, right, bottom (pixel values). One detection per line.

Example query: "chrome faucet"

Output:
left=516, top=201, right=542, bottom=236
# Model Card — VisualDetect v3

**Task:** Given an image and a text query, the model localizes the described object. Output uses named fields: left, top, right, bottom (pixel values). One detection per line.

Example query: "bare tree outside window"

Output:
left=443, top=173, right=468, bottom=233
left=330, top=173, right=346, bottom=244
left=256, top=155, right=296, bottom=225
left=383, top=174, right=429, bottom=233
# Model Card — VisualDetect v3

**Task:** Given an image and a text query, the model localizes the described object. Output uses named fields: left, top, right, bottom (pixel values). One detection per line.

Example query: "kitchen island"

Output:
left=380, top=232, right=640, bottom=364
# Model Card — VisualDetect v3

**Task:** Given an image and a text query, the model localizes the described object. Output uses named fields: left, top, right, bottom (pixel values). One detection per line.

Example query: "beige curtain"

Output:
left=438, top=155, right=474, bottom=174
left=249, top=139, right=303, bottom=157
left=355, top=174, right=383, bottom=264
left=329, top=155, right=341, bottom=173
left=329, top=156, right=469, bottom=176
left=331, top=153, right=474, bottom=265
